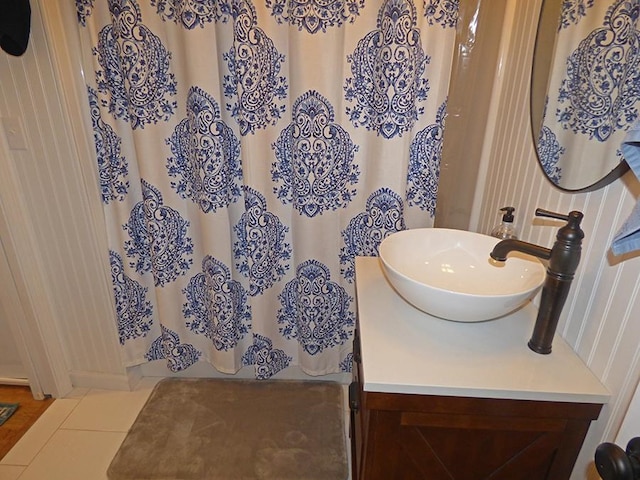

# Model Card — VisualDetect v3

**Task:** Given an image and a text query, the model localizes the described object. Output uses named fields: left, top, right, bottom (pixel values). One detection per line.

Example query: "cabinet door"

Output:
left=364, top=410, right=569, bottom=480
left=401, top=411, right=565, bottom=479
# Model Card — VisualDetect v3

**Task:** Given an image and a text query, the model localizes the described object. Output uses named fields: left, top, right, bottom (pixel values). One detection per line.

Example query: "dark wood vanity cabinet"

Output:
left=349, top=335, right=603, bottom=480
left=350, top=258, right=609, bottom=479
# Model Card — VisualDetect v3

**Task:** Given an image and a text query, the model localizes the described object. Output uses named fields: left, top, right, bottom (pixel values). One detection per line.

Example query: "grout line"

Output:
left=1, top=398, right=82, bottom=467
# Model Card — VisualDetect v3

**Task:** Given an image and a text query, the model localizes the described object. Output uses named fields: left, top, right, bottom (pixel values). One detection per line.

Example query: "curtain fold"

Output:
left=76, top=0, right=458, bottom=379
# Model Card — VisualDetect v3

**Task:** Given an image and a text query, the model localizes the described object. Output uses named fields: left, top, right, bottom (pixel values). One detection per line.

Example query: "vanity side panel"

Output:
left=546, top=418, right=598, bottom=479
left=350, top=348, right=365, bottom=480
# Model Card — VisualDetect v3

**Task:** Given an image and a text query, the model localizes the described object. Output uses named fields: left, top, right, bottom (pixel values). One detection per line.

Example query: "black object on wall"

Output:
left=0, top=0, right=31, bottom=56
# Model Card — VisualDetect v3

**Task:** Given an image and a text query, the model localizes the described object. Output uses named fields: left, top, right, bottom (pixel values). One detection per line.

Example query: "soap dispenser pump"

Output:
left=491, top=206, right=518, bottom=239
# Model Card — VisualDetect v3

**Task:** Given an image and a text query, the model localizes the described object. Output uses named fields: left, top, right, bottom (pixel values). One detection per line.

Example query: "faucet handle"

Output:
left=536, top=208, right=585, bottom=247
left=535, top=208, right=584, bottom=227
left=535, top=208, right=569, bottom=221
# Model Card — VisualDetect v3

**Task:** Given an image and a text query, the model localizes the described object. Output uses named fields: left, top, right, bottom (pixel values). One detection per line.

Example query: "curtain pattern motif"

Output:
left=76, top=0, right=458, bottom=379
left=538, top=0, right=640, bottom=187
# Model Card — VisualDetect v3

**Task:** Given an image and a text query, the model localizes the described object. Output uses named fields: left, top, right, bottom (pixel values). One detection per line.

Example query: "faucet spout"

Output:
left=490, top=239, right=552, bottom=262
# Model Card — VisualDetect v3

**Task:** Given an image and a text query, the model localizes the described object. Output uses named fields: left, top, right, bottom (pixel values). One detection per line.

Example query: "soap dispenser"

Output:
left=491, top=206, right=518, bottom=239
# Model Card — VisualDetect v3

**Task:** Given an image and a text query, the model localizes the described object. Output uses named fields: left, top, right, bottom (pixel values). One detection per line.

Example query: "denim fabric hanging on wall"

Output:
left=75, top=0, right=459, bottom=379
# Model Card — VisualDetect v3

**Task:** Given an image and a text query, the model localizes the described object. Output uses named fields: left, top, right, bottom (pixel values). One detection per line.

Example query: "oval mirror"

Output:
left=531, top=0, right=632, bottom=192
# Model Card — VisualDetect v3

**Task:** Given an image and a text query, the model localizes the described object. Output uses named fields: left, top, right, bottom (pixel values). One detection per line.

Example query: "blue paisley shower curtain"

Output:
left=537, top=0, right=640, bottom=189
left=76, top=0, right=458, bottom=378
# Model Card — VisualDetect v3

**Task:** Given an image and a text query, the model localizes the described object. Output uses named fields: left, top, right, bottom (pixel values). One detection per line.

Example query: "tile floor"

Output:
left=0, top=378, right=352, bottom=480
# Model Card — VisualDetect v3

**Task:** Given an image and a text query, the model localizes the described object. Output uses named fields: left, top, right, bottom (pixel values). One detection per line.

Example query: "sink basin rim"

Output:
left=377, top=228, right=546, bottom=322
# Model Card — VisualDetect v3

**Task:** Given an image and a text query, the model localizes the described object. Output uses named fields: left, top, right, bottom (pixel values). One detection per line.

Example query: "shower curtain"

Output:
left=537, top=0, right=639, bottom=188
left=75, top=0, right=458, bottom=379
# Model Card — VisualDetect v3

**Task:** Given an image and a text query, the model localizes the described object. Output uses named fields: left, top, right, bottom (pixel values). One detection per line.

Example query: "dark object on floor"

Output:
left=0, top=385, right=53, bottom=459
left=0, top=403, right=19, bottom=426
left=107, top=378, right=347, bottom=480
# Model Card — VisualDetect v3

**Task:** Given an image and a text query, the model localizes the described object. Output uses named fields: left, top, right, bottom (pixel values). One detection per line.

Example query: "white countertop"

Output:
left=355, top=257, right=610, bottom=403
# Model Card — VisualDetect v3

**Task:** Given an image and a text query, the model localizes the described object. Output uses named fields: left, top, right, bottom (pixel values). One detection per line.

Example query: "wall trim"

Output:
left=68, top=370, right=141, bottom=392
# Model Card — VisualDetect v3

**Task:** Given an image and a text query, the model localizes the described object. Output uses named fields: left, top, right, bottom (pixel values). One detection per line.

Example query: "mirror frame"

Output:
left=530, top=0, right=630, bottom=193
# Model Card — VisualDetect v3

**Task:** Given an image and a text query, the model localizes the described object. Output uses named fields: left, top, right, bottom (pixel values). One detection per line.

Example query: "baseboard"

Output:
left=0, top=377, right=30, bottom=386
left=68, top=370, right=138, bottom=391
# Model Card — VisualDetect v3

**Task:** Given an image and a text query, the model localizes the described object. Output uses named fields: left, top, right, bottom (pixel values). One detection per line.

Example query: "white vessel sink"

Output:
left=378, top=228, right=545, bottom=322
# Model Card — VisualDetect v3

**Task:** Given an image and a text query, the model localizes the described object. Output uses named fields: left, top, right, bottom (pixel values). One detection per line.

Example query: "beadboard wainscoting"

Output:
left=473, top=1, right=640, bottom=478
left=0, top=0, right=129, bottom=395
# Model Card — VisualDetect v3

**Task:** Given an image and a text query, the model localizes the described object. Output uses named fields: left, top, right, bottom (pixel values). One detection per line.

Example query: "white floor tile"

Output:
left=133, top=376, right=163, bottom=390
left=1, top=398, right=79, bottom=466
left=62, top=387, right=91, bottom=399
left=0, top=465, right=25, bottom=480
left=16, top=429, right=126, bottom=480
left=60, top=383, right=156, bottom=432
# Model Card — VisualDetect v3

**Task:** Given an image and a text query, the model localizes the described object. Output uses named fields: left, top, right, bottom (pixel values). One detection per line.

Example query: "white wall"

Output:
left=474, top=1, right=640, bottom=478
left=616, top=380, right=640, bottom=448
left=0, top=239, right=27, bottom=381
left=0, top=0, right=129, bottom=393
left=435, top=0, right=507, bottom=230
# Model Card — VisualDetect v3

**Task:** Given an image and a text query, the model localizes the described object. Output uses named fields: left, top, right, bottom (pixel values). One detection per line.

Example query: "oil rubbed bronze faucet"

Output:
left=490, top=208, right=584, bottom=354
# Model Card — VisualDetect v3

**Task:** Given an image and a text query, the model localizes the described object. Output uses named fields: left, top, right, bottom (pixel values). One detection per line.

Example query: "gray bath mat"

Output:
left=107, top=378, right=347, bottom=480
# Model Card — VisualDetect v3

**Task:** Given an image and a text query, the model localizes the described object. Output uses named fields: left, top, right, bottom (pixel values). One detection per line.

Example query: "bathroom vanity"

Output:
left=350, top=257, right=610, bottom=480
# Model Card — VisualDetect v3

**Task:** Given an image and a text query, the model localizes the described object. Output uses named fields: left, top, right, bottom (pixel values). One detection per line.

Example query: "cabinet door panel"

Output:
left=396, top=423, right=562, bottom=480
